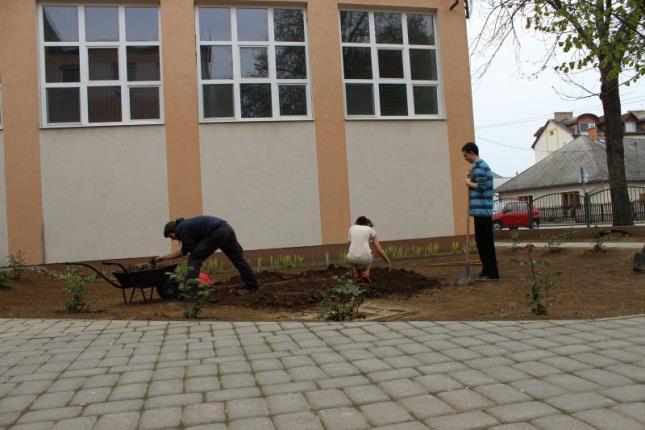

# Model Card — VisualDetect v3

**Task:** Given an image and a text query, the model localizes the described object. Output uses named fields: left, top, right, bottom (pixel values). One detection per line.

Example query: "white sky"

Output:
left=466, top=3, right=645, bottom=177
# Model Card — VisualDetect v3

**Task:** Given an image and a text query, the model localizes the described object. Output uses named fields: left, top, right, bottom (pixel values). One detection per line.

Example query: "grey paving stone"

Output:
left=266, top=393, right=310, bottom=415
left=481, top=366, right=530, bottom=383
left=185, top=376, right=220, bottom=392
left=273, top=412, right=324, bottom=430
left=255, top=371, right=291, bottom=386
left=361, top=401, right=413, bottom=426
left=450, top=370, right=497, bottom=387
left=611, top=402, right=645, bottom=424
left=487, top=401, right=558, bottom=422
left=368, top=368, right=421, bottom=384
left=318, top=407, right=369, bottom=430
left=305, top=389, right=352, bottom=410
left=11, top=380, right=52, bottom=395
left=317, top=375, right=369, bottom=389
left=546, top=392, right=616, bottom=412
left=474, top=384, right=532, bottom=404
left=182, top=402, right=225, bottom=426
left=140, top=407, right=182, bottom=430
left=83, top=374, right=119, bottom=388
left=51, top=416, right=96, bottom=430
left=399, top=394, right=454, bottom=419
left=426, top=410, right=498, bottom=430
left=531, top=414, right=595, bottom=430
left=47, top=378, right=85, bottom=393
left=0, top=395, right=36, bottom=413
left=251, top=359, right=284, bottom=372
left=17, top=406, right=82, bottom=424
left=227, top=398, right=269, bottom=420
left=206, top=387, right=262, bottom=402
left=574, top=368, right=635, bottom=387
left=11, top=421, right=54, bottom=430
left=31, top=391, right=75, bottom=410
left=70, top=387, right=111, bottom=405
left=221, top=373, right=256, bottom=389
left=438, top=389, right=493, bottom=411
left=378, top=379, right=426, bottom=399
left=229, top=416, right=275, bottom=430
left=512, top=361, right=560, bottom=377
left=489, top=423, right=539, bottom=430
left=109, top=383, right=147, bottom=401
left=343, top=385, right=390, bottom=404
left=602, top=384, right=645, bottom=402
left=573, top=408, right=644, bottom=430
left=148, top=379, right=183, bottom=397
left=543, top=374, right=601, bottom=392
left=414, top=374, right=463, bottom=393
left=510, top=379, right=567, bottom=400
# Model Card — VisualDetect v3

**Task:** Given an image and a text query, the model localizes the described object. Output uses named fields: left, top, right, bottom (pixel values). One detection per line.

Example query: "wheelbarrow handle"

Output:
left=66, top=262, right=121, bottom=288
left=102, top=261, right=128, bottom=273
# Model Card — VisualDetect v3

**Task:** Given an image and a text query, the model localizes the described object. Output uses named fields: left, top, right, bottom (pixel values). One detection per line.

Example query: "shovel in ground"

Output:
left=455, top=211, right=474, bottom=285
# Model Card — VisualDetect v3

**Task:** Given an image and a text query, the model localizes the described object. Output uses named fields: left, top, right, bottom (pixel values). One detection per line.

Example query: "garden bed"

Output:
left=0, top=247, right=643, bottom=321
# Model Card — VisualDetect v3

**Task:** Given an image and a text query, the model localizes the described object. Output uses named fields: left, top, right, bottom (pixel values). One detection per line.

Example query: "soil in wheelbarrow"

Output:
left=211, top=266, right=440, bottom=308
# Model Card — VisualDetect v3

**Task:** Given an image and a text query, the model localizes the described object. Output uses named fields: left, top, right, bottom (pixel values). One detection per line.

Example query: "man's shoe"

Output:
left=474, top=274, right=500, bottom=282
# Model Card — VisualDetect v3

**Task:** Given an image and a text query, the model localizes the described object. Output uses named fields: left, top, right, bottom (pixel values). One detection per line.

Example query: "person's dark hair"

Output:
left=163, top=218, right=184, bottom=238
left=355, top=216, right=373, bottom=227
left=461, top=142, right=479, bottom=155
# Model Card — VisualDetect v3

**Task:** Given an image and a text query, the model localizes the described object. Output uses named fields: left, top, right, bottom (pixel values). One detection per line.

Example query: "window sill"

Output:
left=345, top=116, right=446, bottom=121
left=199, top=117, right=314, bottom=124
left=40, top=121, right=164, bottom=130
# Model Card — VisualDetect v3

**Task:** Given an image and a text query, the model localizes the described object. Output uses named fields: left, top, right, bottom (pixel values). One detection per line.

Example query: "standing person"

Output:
left=346, top=216, right=391, bottom=283
left=155, top=215, right=260, bottom=291
left=462, top=142, right=500, bottom=281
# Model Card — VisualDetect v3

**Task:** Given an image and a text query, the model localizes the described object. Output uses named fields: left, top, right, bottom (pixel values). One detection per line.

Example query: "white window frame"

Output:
left=38, top=4, right=164, bottom=127
left=625, top=121, right=636, bottom=133
left=196, top=6, right=312, bottom=123
left=340, top=9, right=444, bottom=120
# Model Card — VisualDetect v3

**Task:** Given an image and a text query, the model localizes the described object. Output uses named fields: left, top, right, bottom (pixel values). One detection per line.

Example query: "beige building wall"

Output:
left=40, top=127, right=170, bottom=263
left=0, top=135, right=7, bottom=266
left=534, top=121, right=574, bottom=163
left=346, top=122, right=455, bottom=240
left=199, top=123, right=322, bottom=249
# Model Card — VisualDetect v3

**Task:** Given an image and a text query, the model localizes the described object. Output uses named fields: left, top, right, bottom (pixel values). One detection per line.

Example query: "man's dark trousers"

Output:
left=187, top=224, right=260, bottom=291
left=474, top=216, right=499, bottom=278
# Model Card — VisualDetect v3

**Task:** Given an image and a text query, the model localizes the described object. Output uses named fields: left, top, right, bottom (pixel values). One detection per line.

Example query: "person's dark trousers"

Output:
left=187, top=224, right=260, bottom=291
left=473, top=216, right=500, bottom=279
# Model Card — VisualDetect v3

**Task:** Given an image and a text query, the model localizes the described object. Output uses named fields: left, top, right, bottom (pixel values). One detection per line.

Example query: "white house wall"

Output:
left=40, top=127, right=170, bottom=263
left=534, top=122, right=574, bottom=163
left=0, top=133, right=7, bottom=266
left=345, top=121, right=455, bottom=240
left=500, top=182, right=645, bottom=205
left=199, top=122, right=322, bottom=250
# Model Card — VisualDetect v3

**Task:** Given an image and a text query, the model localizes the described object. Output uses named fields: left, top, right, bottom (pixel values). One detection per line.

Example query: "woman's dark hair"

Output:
left=355, top=216, right=373, bottom=227
left=461, top=142, right=479, bottom=155
left=163, top=218, right=184, bottom=237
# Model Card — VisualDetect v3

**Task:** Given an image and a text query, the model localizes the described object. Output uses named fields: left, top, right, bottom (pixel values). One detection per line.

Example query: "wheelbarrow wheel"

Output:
left=157, top=282, right=179, bottom=300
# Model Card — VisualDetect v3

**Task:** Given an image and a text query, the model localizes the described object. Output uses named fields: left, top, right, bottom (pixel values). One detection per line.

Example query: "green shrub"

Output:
left=167, top=264, right=213, bottom=319
left=320, top=277, right=365, bottom=321
left=592, top=229, right=611, bottom=253
left=513, top=245, right=560, bottom=316
left=7, top=250, right=26, bottom=281
left=63, top=268, right=97, bottom=313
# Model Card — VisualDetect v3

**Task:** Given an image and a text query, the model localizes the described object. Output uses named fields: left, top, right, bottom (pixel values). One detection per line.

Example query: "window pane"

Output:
left=237, top=9, right=267, bottom=41
left=130, top=87, right=159, bottom=120
left=47, top=88, right=80, bottom=123
left=88, top=86, right=122, bottom=122
left=279, top=85, right=307, bottom=116
left=85, top=7, right=118, bottom=42
left=240, top=83, right=272, bottom=118
left=200, top=46, right=233, bottom=80
left=45, top=47, right=80, bottom=83
left=127, top=47, right=160, bottom=81
left=410, top=49, right=437, bottom=80
left=378, top=50, right=403, bottom=78
left=276, top=46, right=307, bottom=79
left=203, top=84, right=234, bottom=118
left=125, top=7, right=159, bottom=41
left=345, top=84, right=374, bottom=115
left=240, top=47, right=268, bottom=78
left=413, top=86, right=437, bottom=114
left=379, top=84, right=407, bottom=116
left=43, top=6, right=78, bottom=42
left=340, top=11, right=369, bottom=43
left=89, top=48, right=119, bottom=81
left=199, top=8, right=231, bottom=41
left=342, top=47, right=372, bottom=79
left=407, top=14, right=434, bottom=45
left=274, top=9, right=305, bottom=42
left=374, top=13, right=402, bottom=44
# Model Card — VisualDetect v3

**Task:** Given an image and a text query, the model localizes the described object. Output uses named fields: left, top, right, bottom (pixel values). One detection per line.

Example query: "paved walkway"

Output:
left=0, top=317, right=644, bottom=430
left=497, top=242, right=644, bottom=250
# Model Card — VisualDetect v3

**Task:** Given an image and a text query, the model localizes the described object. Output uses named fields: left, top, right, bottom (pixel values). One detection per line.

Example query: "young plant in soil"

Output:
left=426, top=242, right=440, bottom=257
left=320, top=276, right=365, bottom=321
left=167, top=264, right=214, bottom=320
left=592, top=229, right=611, bottom=253
left=450, top=241, right=462, bottom=254
left=63, top=268, right=97, bottom=313
left=0, top=271, right=9, bottom=289
left=7, top=249, right=27, bottom=281
left=542, top=228, right=574, bottom=253
left=511, top=232, right=521, bottom=251
left=513, top=245, right=560, bottom=316
left=203, top=259, right=225, bottom=277
left=464, top=239, right=477, bottom=254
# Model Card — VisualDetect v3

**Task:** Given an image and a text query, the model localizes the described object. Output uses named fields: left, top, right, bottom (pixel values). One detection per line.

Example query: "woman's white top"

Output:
left=347, top=225, right=377, bottom=260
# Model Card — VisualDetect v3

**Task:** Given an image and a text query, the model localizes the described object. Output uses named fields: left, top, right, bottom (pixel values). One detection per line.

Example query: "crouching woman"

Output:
left=346, top=216, right=391, bottom=283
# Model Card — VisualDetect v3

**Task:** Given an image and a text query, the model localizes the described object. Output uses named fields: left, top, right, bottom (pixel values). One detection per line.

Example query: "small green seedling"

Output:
left=320, top=276, right=365, bottom=321
left=63, top=268, right=97, bottom=313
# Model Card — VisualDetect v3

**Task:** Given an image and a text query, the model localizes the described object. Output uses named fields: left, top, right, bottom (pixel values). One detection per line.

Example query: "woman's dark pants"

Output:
left=187, top=224, right=260, bottom=291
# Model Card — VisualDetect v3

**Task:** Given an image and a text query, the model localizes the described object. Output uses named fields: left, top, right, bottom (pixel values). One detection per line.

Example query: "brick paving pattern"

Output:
left=0, top=317, right=644, bottom=429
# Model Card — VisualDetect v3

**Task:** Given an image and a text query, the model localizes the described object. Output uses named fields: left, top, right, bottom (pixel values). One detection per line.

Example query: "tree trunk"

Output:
left=599, top=70, right=633, bottom=226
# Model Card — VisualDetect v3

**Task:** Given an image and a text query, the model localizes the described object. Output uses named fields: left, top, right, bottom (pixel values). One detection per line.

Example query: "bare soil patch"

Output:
left=0, top=248, right=643, bottom=321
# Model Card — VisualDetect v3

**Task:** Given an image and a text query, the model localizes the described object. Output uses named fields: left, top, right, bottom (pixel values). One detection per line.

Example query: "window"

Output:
left=579, top=122, right=595, bottom=134
left=562, top=192, right=580, bottom=208
left=340, top=10, right=440, bottom=118
left=39, top=5, right=162, bottom=126
left=625, top=121, right=636, bottom=133
left=197, top=7, right=311, bottom=121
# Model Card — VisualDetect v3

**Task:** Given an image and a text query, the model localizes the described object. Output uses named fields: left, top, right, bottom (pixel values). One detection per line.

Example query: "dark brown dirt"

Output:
left=0, top=247, right=643, bottom=321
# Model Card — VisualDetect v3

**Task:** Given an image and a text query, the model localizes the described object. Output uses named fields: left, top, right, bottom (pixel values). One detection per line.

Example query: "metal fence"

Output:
left=494, top=187, right=645, bottom=228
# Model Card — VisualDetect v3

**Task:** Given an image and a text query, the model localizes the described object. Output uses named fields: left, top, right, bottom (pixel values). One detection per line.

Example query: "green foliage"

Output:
left=592, top=229, right=611, bottom=253
left=513, top=245, right=560, bottom=315
left=335, top=252, right=347, bottom=265
left=325, top=252, right=331, bottom=267
left=542, top=228, right=575, bottom=253
left=7, top=250, right=27, bottom=281
left=511, top=232, right=521, bottom=251
left=256, top=257, right=263, bottom=273
left=63, top=268, right=97, bottom=313
left=450, top=241, right=462, bottom=254
left=203, top=259, right=225, bottom=277
left=320, top=276, right=365, bottom=321
left=386, top=246, right=407, bottom=260
left=0, top=271, right=9, bottom=289
left=464, top=240, right=477, bottom=254
left=167, top=264, right=214, bottom=319
left=426, top=242, right=440, bottom=257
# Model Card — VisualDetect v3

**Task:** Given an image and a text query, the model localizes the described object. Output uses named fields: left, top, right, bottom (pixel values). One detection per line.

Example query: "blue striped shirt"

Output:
left=469, top=159, right=494, bottom=217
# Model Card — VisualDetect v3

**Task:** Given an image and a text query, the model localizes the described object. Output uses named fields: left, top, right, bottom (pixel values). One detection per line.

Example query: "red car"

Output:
left=493, top=200, right=540, bottom=230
